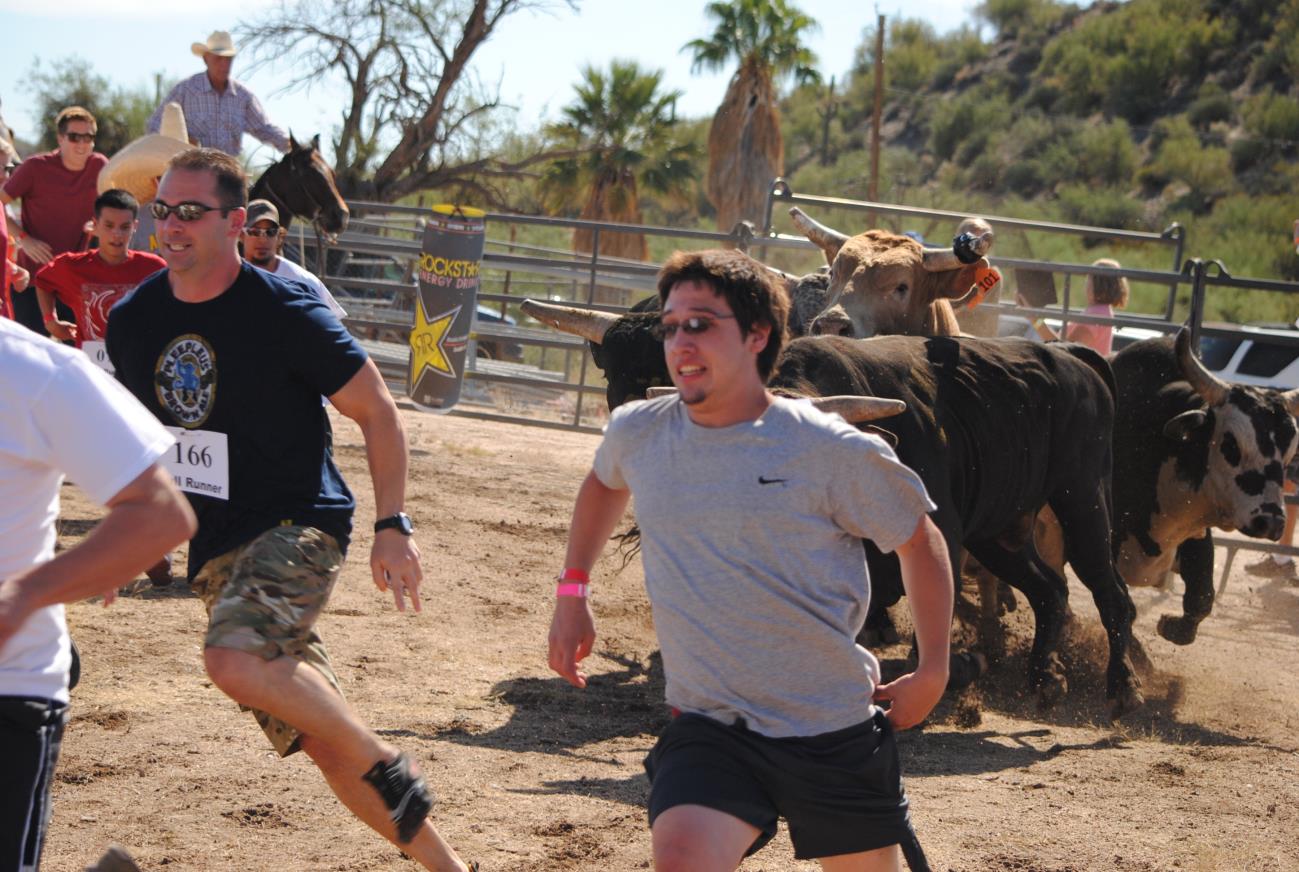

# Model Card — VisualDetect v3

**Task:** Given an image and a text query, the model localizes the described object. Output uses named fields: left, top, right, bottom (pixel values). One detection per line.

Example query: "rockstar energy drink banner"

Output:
left=407, top=204, right=486, bottom=412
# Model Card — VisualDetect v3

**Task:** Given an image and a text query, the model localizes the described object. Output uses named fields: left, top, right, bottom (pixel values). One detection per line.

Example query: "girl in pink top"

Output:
left=1026, top=258, right=1130, bottom=356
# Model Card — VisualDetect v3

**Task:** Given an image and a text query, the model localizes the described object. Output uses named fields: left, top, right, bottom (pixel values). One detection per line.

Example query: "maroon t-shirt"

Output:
left=2, top=150, right=107, bottom=271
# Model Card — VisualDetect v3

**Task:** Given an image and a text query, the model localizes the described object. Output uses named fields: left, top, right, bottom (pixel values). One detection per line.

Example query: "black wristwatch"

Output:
left=374, top=512, right=414, bottom=536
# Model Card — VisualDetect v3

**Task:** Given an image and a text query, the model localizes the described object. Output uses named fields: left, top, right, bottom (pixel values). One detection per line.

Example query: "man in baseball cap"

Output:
left=145, top=30, right=289, bottom=157
left=241, top=199, right=347, bottom=320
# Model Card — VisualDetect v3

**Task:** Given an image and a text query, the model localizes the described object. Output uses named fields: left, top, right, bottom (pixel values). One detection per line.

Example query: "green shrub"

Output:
left=1056, top=184, right=1145, bottom=229
left=1229, top=136, right=1273, bottom=174
left=1187, top=88, right=1233, bottom=129
left=1243, top=90, right=1299, bottom=142
left=927, top=94, right=1011, bottom=162
left=1076, top=119, right=1138, bottom=186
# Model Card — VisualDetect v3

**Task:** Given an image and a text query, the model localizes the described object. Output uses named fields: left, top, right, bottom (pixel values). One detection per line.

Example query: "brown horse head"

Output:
left=251, top=134, right=349, bottom=241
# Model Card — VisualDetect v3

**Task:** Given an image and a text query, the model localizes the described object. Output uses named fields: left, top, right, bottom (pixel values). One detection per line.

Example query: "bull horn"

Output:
left=1174, top=328, right=1229, bottom=405
left=521, top=299, right=620, bottom=345
left=645, top=388, right=906, bottom=422
left=922, top=219, right=994, bottom=273
left=1281, top=387, right=1299, bottom=416
left=789, top=207, right=849, bottom=265
left=814, top=395, right=907, bottom=423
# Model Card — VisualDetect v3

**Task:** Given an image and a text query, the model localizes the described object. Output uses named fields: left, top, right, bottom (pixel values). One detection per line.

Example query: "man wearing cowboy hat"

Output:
left=147, top=30, right=289, bottom=158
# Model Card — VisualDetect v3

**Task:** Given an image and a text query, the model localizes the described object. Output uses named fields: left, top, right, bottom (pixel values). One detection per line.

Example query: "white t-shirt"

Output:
left=270, top=257, right=348, bottom=319
left=0, top=318, right=174, bottom=702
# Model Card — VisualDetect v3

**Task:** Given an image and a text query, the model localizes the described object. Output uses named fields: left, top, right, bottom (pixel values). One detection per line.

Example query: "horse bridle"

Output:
left=261, top=154, right=339, bottom=232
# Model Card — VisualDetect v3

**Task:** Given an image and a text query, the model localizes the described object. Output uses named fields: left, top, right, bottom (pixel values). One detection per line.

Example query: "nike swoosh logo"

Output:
left=758, top=476, right=788, bottom=485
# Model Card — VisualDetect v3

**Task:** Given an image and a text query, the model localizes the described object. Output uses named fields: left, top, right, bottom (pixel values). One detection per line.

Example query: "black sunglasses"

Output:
left=151, top=200, right=230, bottom=222
left=242, top=226, right=281, bottom=238
left=649, top=314, right=737, bottom=341
left=62, top=132, right=95, bottom=143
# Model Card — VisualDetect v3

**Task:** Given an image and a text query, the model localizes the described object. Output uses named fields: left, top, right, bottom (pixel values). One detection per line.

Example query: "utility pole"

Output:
left=869, top=12, right=885, bottom=203
left=819, top=76, right=838, bottom=167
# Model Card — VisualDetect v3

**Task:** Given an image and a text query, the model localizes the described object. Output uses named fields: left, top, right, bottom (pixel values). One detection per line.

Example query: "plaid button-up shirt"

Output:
left=147, top=73, right=289, bottom=157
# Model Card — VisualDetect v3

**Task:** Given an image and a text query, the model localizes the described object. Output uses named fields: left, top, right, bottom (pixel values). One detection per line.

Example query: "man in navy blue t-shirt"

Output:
left=106, top=148, right=474, bottom=872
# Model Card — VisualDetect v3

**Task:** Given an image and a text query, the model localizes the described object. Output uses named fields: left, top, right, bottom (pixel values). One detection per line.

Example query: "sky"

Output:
left=0, top=0, right=980, bottom=164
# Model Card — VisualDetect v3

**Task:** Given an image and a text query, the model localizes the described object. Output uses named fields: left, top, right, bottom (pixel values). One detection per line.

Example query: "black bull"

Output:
left=526, top=291, right=1144, bottom=717
left=771, top=335, right=1141, bottom=716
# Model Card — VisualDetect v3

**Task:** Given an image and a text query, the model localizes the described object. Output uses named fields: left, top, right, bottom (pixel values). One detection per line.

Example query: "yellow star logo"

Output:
left=410, top=302, right=460, bottom=383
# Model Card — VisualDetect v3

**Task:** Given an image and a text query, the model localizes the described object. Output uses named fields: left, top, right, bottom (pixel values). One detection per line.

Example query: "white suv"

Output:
left=1198, top=324, right=1299, bottom=390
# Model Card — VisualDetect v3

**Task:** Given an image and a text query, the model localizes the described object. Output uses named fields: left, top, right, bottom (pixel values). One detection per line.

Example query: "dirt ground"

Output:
left=42, top=407, right=1299, bottom=872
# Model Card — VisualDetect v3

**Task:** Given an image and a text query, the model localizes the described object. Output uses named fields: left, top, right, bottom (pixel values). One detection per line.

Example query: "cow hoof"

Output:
left=1156, top=614, right=1198, bottom=646
left=998, top=584, right=1018, bottom=615
left=948, top=651, right=989, bottom=691
left=976, top=623, right=1007, bottom=664
left=1032, top=660, right=1068, bottom=709
left=1127, top=637, right=1155, bottom=675
left=1108, top=684, right=1146, bottom=720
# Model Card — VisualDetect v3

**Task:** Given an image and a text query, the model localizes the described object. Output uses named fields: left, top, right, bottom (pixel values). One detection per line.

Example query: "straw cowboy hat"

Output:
left=97, top=103, right=191, bottom=202
left=192, top=30, right=237, bottom=58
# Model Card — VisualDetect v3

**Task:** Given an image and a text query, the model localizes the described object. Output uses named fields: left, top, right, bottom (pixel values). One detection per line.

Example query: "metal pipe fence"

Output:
left=297, top=191, right=1298, bottom=577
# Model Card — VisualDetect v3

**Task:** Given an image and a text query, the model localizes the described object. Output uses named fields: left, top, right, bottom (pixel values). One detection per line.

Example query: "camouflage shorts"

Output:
left=192, top=525, right=344, bottom=757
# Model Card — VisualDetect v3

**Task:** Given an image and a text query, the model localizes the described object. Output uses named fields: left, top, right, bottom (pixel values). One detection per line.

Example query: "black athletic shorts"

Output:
left=644, top=708, right=921, bottom=861
left=0, top=696, right=68, bottom=872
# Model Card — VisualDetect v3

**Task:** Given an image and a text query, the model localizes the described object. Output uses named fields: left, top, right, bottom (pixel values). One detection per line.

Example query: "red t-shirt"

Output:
left=2, top=150, right=107, bottom=271
left=1, top=204, right=10, bottom=319
left=34, top=250, right=166, bottom=344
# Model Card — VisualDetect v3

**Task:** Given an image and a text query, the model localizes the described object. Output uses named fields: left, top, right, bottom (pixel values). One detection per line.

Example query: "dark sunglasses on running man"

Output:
left=649, top=314, right=737, bottom=341
left=151, top=201, right=229, bottom=222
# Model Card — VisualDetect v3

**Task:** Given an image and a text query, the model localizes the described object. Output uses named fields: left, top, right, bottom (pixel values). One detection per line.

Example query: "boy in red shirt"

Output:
left=35, top=189, right=165, bottom=354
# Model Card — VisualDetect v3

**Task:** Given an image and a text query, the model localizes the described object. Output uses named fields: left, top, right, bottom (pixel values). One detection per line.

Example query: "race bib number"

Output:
left=163, top=427, right=229, bottom=500
left=81, top=340, right=114, bottom=373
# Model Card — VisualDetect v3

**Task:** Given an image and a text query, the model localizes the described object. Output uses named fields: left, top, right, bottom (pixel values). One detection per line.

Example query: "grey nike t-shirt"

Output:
left=593, top=394, right=936, bottom=737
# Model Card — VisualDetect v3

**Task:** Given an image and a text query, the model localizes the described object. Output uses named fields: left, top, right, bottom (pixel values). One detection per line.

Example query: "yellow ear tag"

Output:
left=966, top=266, right=1002, bottom=308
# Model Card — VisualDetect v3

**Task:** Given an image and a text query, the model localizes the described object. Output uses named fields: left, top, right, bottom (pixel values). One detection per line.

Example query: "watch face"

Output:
left=377, top=513, right=413, bottom=535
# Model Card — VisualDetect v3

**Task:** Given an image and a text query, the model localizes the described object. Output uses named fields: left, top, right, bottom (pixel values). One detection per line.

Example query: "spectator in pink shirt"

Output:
left=1022, top=257, right=1129, bottom=356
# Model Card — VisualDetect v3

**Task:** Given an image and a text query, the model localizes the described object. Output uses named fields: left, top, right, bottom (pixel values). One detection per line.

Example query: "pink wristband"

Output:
left=558, top=568, right=590, bottom=583
left=556, top=582, right=590, bottom=598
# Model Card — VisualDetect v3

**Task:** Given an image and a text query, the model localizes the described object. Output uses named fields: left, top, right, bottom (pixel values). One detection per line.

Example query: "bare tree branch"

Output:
left=237, top=0, right=577, bottom=202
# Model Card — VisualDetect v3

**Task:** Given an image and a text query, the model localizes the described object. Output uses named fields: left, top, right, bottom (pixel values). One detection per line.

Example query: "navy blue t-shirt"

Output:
left=106, top=262, right=369, bottom=578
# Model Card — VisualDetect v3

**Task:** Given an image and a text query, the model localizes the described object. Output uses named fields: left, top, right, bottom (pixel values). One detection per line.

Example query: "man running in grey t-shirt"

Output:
left=547, top=248, right=955, bottom=872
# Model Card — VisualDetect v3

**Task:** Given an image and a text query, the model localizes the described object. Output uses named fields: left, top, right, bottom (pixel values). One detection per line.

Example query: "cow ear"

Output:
left=1163, top=409, right=1209, bottom=442
left=860, top=424, right=899, bottom=448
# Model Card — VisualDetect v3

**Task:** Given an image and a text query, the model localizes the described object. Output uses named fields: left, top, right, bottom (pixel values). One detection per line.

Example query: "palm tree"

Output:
left=540, top=60, right=696, bottom=292
left=684, top=0, right=821, bottom=232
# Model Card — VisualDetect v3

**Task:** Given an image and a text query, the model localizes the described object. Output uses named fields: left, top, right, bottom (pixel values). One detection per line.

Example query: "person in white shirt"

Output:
left=0, top=318, right=194, bottom=870
left=240, top=199, right=347, bottom=319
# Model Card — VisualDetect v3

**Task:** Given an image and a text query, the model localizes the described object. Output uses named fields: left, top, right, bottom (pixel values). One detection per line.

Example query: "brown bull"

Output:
left=790, top=207, right=995, bottom=339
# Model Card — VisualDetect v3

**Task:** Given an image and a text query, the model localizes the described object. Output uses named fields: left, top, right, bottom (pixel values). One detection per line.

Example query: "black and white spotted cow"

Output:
left=1110, top=329, right=1299, bottom=644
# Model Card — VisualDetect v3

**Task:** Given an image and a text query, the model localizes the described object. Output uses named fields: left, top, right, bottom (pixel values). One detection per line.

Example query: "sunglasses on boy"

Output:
left=61, top=132, right=95, bottom=143
left=649, top=314, right=737, bottom=342
left=151, top=200, right=231, bottom=222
